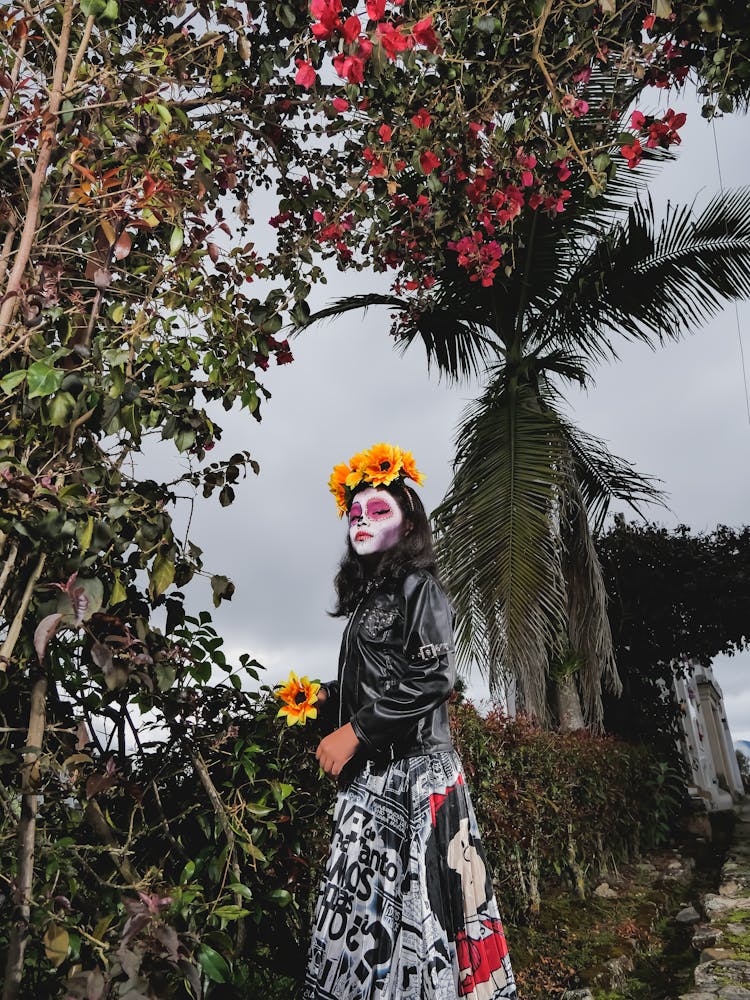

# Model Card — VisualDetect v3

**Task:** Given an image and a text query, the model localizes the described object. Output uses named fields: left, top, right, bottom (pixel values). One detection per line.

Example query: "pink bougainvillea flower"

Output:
left=630, top=110, right=646, bottom=129
left=621, top=138, right=643, bottom=168
left=419, top=149, right=441, bottom=174
left=561, top=93, right=576, bottom=113
left=366, top=0, right=386, bottom=19
left=312, top=209, right=325, bottom=224
left=411, top=108, right=431, bottom=129
left=367, top=154, right=388, bottom=176
left=310, top=0, right=342, bottom=39
left=333, top=52, right=366, bottom=84
left=376, top=21, right=410, bottom=59
left=294, top=59, right=317, bottom=89
left=275, top=340, right=294, bottom=365
left=412, top=15, right=439, bottom=51
left=378, top=123, right=393, bottom=142
left=341, top=14, right=361, bottom=43
left=573, top=99, right=589, bottom=116
left=331, top=97, right=349, bottom=112
left=571, top=65, right=592, bottom=84
left=554, top=158, right=572, bottom=182
left=357, top=35, right=373, bottom=60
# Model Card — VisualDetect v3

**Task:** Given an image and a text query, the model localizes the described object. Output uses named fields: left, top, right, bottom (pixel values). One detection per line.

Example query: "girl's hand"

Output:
left=316, top=723, right=359, bottom=778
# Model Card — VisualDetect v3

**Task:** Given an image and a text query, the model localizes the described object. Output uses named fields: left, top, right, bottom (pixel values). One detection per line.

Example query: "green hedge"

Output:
left=0, top=664, right=684, bottom=998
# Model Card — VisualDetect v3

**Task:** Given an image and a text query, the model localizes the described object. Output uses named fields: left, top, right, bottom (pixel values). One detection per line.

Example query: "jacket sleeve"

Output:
left=350, top=572, right=455, bottom=751
left=318, top=678, right=340, bottom=727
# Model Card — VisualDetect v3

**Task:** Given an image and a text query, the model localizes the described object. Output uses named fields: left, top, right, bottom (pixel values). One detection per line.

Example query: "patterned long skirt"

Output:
left=303, top=750, right=518, bottom=1000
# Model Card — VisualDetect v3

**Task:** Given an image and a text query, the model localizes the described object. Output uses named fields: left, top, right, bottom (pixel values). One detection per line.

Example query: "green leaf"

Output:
left=213, top=904, right=250, bottom=920
left=198, top=944, right=230, bottom=983
left=155, top=662, right=176, bottom=691
left=150, top=552, right=175, bottom=598
left=101, top=0, right=119, bottom=19
left=48, top=391, right=76, bottom=426
left=27, top=361, right=64, bottom=399
left=80, top=0, right=107, bottom=14
left=110, top=572, right=127, bottom=605
left=267, top=888, right=292, bottom=908
left=227, top=883, right=253, bottom=899
left=0, top=370, right=27, bottom=394
left=79, top=516, right=94, bottom=551
left=169, top=226, right=185, bottom=256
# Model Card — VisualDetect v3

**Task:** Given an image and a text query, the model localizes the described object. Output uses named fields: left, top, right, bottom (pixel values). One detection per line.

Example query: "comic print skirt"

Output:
left=303, top=751, right=518, bottom=1000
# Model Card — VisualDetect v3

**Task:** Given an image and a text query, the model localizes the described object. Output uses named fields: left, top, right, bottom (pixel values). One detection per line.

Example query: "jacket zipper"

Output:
left=339, top=595, right=366, bottom=729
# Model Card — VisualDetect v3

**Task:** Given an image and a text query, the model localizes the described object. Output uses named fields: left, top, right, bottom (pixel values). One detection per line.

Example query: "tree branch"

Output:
left=0, top=0, right=74, bottom=341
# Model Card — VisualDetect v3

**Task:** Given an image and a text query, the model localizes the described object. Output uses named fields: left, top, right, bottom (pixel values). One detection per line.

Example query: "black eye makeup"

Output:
left=366, top=500, right=393, bottom=519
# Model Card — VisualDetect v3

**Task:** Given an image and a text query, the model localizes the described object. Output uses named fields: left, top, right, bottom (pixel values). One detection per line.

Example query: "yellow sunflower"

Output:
left=345, top=451, right=368, bottom=489
left=400, top=450, right=426, bottom=486
left=275, top=671, right=320, bottom=726
left=360, top=442, right=404, bottom=487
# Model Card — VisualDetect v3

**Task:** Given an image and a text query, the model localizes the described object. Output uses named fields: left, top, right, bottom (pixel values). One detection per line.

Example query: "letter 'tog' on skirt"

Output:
left=303, top=751, right=518, bottom=1000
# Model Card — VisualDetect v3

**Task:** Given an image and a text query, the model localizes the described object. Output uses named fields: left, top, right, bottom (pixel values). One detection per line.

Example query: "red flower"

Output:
left=423, top=274, right=436, bottom=288
left=341, top=14, right=361, bottom=43
left=554, top=158, right=571, bottom=182
left=419, top=150, right=440, bottom=174
left=620, top=138, right=643, bottom=168
left=412, top=15, right=439, bottom=51
left=377, top=21, right=410, bottom=59
left=294, top=59, right=317, bottom=89
left=310, top=0, right=342, bottom=39
left=333, top=52, right=365, bottom=84
left=571, top=65, right=592, bottom=84
left=411, top=108, right=431, bottom=128
left=366, top=0, right=386, bottom=18
left=275, top=340, right=294, bottom=365
left=630, top=110, right=646, bottom=129
left=368, top=156, right=388, bottom=177
left=643, top=13, right=656, bottom=29
left=379, top=123, right=393, bottom=142
left=312, top=209, right=325, bottom=223
left=332, top=97, right=349, bottom=112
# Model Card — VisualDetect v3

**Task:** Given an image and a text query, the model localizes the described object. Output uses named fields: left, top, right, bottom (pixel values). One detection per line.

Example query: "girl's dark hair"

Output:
left=331, top=481, right=437, bottom=616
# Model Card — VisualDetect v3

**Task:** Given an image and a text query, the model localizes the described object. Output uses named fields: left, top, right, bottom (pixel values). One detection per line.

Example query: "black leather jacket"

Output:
left=323, top=569, right=456, bottom=766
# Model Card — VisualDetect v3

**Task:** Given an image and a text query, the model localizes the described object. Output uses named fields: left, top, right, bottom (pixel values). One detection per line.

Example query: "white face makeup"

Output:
left=348, top=487, right=405, bottom=557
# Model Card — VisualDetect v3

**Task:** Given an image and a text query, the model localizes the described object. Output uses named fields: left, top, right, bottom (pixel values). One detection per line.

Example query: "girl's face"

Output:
left=348, top=487, right=405, bottom=557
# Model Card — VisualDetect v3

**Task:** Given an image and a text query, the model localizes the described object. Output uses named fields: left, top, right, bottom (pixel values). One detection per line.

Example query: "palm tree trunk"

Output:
left=555, top=672, right=585, bottom=730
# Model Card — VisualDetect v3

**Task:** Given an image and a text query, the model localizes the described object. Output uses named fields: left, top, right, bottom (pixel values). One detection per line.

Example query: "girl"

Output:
left=304, top=443, right=517, bottom=1000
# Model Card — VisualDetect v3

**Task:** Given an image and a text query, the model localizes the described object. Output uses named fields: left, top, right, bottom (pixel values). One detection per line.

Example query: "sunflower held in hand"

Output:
left=275, top=671, right=321, bottom=726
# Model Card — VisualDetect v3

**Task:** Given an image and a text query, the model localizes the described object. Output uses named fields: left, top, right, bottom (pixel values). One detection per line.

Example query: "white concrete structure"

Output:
left=674, top=659, right=744, bottom=811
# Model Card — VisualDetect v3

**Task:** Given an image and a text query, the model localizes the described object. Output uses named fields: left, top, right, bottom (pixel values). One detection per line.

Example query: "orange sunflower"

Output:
left=400, top=450, right=426, bottom=486
left=328, top=463, right=351, bottom=517
left=275, top=671, right=320, bottom=726
left=360, top=442, right=404, bottom=487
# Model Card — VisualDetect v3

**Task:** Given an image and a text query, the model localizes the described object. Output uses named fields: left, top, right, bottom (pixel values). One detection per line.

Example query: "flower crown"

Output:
left=329, top=442, right=425, bottom=517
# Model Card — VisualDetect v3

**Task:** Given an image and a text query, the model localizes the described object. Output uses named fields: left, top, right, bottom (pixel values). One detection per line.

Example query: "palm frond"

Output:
left=555, top=416, right=666, bottom=532
left=299, top=293, right=409, bottom=327
left=528, top=187, right=750, bottom=358
left=433, top=380, right=569, bottom=723
left=559, top=458, right=622, bottom=731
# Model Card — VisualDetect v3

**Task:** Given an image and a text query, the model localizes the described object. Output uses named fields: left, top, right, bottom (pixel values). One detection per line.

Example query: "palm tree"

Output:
left=302, top=187, right=750, bottom=730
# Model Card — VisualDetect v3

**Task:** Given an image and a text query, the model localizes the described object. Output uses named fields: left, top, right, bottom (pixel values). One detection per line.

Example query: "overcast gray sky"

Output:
left=143, top=86, right=750, bottom=739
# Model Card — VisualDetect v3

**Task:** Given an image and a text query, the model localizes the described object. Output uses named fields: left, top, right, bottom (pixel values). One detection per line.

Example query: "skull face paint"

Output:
left=348, top=487, right=405, bottom=557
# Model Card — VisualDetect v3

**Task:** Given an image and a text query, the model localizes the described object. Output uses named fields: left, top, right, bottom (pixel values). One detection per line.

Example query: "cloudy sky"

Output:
left=143, top=86, right=750, bottom=738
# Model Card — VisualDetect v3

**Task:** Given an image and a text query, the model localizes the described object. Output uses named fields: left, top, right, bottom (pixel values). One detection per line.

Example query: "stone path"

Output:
left=680, top=800, right=750, bottom=1000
